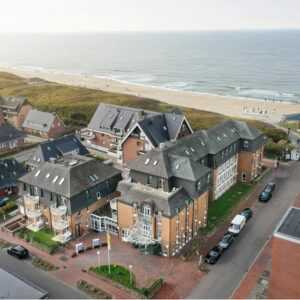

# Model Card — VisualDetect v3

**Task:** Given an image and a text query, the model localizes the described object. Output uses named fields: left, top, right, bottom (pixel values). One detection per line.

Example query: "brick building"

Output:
left=18, top=155, right=122, bottom=243
left=0, top=109, right=5, bottom=126
left=22, top=109, right=66, bottom=139
left=86, top=103, right=192, bottom=163
left=0, top=123, right=25, bottom=153
left=115, top=120, right=266, bottom=256
left=0, top=96, right=32, bottom=128
left=269, top=206, right=300, bottom=299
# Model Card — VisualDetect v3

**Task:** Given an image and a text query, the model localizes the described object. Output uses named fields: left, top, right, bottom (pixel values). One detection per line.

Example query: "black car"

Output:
left=241, top=208, right=253, bottom=221
left=7, top=245, right=29, bottom=259
left=264, top=182, right=276, bottom=193
left=259, top=190, right=272, bottom=202
left=205, top=246, right=223, bottom=264
left=218, top=233, right=235, bottom=250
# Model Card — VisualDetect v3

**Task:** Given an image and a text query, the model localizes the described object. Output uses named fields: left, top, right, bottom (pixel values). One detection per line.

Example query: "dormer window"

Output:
left=197, top=180, right=202, bottom=191
left=142, top=205, right=151, bottom=217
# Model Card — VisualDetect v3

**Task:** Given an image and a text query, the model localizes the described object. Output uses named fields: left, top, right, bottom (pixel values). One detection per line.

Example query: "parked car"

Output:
left=259, top=190, right=272, bottom=202
left=241, top=208, right=253, bottom=221
left=7, top=245, right=29, bottom=259
left=0, top=196, right=9, bottom=207
left=228, top=214, right=247, bottom=235
left=218, top=233, right=235, bottom=250
left=264, top=182, right=276, bottom=193
left=205, top=246, right=223, bottom=264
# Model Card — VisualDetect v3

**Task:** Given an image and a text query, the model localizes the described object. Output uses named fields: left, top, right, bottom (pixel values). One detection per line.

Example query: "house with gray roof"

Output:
left=22, top=109, right=66, bottom=139
left=0, top=159, right=26, bottom=196
left=0, top=123, right=25, bottom=153
left=27, top=134, right=89, bottom=170
left=0, top=96, right=32, bottom=128
left=18, top=154, right=122, bottom=243
left=86, top=103, right=193, bottom=163
left=115, top=119, right=266, bottom=256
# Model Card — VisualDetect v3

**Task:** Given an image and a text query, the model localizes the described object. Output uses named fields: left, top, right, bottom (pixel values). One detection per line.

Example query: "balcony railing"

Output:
left=27, top=219, right=44, bottom=232
left=26, top=208, right=42, bottom=219
left=24, top=195, right=40, bottom=206
left=52, top=230, right=72, bottom=244
left=52, top=219, right=69, bottom=231
left=50, top=205, right=67, bottom=216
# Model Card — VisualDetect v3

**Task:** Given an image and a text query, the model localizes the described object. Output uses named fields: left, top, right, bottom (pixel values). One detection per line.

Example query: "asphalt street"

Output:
left=0, top=249, right=87, bottom=299
left=188, top=161, right=300, bottom=299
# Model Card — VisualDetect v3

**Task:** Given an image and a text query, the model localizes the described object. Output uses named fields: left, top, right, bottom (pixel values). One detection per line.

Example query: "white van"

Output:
left=228, top=214, right=246, bottom=235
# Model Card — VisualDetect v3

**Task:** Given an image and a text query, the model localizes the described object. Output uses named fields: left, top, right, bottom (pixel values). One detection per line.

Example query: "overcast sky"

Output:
left=1, top=0, right=300, bottom=33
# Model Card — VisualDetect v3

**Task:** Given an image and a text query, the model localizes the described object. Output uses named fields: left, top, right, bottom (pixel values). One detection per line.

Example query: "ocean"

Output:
left=0, top=30, right=300, bottom=102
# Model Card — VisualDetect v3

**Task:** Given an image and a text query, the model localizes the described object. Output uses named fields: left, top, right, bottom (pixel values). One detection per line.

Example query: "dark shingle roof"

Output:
left=22, top=109, right=56, bottom=133
left=0, top=124, right=24, bottom=144
left=0, top=96, right=27, bottom=112
left=19, top=155, right=121, bottom=198
left=118, top=181, right=192, bottom=217
left=0, top=159, right=26, bottom=189
left=28, top=135, right=89, bottom=167
left=88, top=103, right=157, bottom=136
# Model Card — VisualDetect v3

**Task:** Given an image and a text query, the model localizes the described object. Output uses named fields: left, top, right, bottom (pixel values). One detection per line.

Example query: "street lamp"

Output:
left=129, top=265, right=133, bottom=286
left=97, top=250, right=101, bottom=268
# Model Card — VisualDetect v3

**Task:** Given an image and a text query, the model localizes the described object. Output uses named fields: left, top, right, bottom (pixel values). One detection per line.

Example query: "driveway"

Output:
left=0, top=249, right=87, bottom=299
left=188, top=162, right=300, bottom=299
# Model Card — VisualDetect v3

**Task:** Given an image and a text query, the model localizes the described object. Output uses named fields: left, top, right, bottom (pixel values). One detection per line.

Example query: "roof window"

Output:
left=46, top=173, right=50, bottom=179
left=52, top=176, right=59, bottom=183
left=35, top=170, right=41, bottom=177
left=59, top=178, right=65, bottom=185
left=145, top=158, right=150, bottom=165
left=153, top=160, right=158, bottom=166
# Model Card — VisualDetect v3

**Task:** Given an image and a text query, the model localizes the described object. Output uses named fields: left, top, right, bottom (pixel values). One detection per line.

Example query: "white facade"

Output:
left=214, top=155, right=238, bottom=199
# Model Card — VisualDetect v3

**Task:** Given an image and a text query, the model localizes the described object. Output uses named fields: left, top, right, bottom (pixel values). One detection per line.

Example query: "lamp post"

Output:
left=97, top=250, right=100, bottom=268
left=129, top=265, right=133, bottom=286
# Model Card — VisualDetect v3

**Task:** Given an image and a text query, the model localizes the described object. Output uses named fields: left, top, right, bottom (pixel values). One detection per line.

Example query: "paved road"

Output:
left=188, top=162, right=300, bottom=299
left=0, top=249, right=87, bottom=299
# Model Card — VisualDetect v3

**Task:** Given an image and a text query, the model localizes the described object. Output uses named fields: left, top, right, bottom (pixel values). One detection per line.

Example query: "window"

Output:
left=40, top=189, right=44, bottom=198
left=96, top=192, right=101, bottom=199
left=147, top=175, right=153, bottom=185
left=145, top=158, right=150, bottom=165
left=23, top=183, right=27, bottom=191
left=59, top=178, right=65, bottom=185
left=142, top=205, right=151, bottom=216
left=244, top=141, right=249, bottom=149
left=35, top=170, right=41, bottom=177
left=52, top=176, right=59, bottom=183
left=142, top=223, right=151, bottom=236
left=197, top=181, right=201, bottom=191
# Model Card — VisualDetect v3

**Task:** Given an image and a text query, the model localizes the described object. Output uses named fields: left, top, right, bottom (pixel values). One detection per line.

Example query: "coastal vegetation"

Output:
left=0, top=71, right=288, bottom=144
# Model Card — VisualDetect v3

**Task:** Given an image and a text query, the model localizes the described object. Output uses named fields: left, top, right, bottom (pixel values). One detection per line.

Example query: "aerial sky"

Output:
left=1, top=0, right=300, bottom=33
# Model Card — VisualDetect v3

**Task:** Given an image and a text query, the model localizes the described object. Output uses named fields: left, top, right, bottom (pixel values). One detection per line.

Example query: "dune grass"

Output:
left=0, top=71, right=273, bottom=133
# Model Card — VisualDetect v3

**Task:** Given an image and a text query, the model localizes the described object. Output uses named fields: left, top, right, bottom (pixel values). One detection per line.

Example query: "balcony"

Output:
left=24, top=195, right=40, bottom=206
left=138, top=213, right=152, bottom=224
left=26, top=208, right=42, bottom=219
left=27, top=219, right=44, bottom=232
left=52, top=219, right=69, bottom=231
left=50, top=205, right=67, bottom=217
left=52, top=231, right=72, bottom=244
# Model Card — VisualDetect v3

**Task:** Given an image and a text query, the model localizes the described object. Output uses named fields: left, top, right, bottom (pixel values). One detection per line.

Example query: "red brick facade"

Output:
left=92, top=132, right=117, bottom=151
left=7, top=104, right=32, bottom=129
left=122, top=136, right=146, bottom=163
left=269, top=236, right=300, bottom=299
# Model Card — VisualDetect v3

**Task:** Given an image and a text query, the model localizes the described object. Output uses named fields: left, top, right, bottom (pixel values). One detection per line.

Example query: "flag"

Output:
left=106, top=232, right=111, bottom=251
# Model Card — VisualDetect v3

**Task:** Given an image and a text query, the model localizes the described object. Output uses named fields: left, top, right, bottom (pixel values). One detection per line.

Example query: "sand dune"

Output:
left=1, top=65, right=300, bottom=124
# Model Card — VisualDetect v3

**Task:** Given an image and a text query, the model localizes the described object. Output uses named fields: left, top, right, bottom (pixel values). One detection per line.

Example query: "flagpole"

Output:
left=106, top=232, right=111, bottom=274
left=108, top=247, right=111, bottom=274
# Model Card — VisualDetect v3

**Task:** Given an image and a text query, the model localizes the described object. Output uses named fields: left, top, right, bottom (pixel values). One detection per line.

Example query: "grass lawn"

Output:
left=18, top=228, right=60, bottom=254
left=204, top=183, right=253, bottom=234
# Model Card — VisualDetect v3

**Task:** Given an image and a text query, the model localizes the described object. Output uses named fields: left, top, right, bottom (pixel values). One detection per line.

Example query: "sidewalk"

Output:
left=0, top=230, right=134, bottom=299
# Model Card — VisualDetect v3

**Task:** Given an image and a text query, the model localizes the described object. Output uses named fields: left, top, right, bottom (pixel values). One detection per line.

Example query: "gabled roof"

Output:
left=0, top=96, right=27, bottom=112
left=88, top=103, right=157, bottom=136
left=118, top=181, right=192, bottom=217
left=0, top=124, right=24, bottom=144
left=22, top=109, right=57, bottom=133
left=19, top=155, right=121, bottom=198
left=0, top=159, right=26, bottom=189
left=28, top=135, right=89, bottom=167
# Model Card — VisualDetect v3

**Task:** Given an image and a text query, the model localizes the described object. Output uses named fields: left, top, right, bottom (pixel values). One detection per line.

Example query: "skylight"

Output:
left=93, top=174, right=99, bottom=180
left=89, top=175, right=96, bottom=182
left=46, top=173, right=50, bottom=179
left=175, top=164, right=180, bottom=170
left=145, top=158, right=150, bottom=165
left=52, top=176, right=59, bottom=183
left=35, top=170, right=41, bottom=177
left=153, top=160, right=158, bottom=166
left=217, top=136, right=221, bottom=141
left=190, top=147, right=195, bottom=152
left=185, top=149, right=190, bottom=155
left=59, top=178, right=65, bottom=185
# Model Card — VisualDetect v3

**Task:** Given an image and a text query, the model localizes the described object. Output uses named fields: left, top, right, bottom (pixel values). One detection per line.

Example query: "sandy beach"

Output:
left=1, top=65, right=300, bottom=124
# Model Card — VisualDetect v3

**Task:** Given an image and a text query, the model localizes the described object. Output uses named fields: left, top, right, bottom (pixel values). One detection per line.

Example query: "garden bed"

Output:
left=90, top=265, right=163, bottom=298
left=32, top=256, right=59, bottom=271
left=77, top=280, right=112, bottom=299
left=16, top=228, right=60, bottom=254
